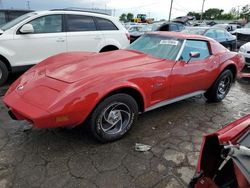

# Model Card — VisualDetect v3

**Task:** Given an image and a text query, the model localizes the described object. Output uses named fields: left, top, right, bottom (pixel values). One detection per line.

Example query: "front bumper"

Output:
left=239, top=52, right=250, bottom=66
left=3, top=91, right=83, bottom=129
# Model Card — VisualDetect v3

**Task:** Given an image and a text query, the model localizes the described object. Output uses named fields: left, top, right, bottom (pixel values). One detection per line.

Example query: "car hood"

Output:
left=233, top=28, right=250, bottom=35
left=45, top=50, right=162, bottom=83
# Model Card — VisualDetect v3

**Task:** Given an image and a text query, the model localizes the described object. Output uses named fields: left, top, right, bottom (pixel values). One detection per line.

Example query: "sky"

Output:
left=1, top=0, right=250, bottom=20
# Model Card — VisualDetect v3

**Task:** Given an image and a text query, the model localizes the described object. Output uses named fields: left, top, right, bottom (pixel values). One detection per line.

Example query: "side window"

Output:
left=178, top=25, right=185, bottom=31
left=0, top=12, right=6, bottom=26
left=180, top=40, right=210, bottom=61
left=95, top=17, right=118, bottom=31
left=204, top=30, right=216, bottom=39
left=170, top=24, right=178, bottom=31
left=66, top=15, right=96, bottom=32
left=27, top=15, right=62, bottom=33
left=216, top=30, right=226, bottom=39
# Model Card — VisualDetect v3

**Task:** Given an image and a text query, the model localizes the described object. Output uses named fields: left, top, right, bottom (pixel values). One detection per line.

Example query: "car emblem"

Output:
left=16, top=85, right=24, bottom=91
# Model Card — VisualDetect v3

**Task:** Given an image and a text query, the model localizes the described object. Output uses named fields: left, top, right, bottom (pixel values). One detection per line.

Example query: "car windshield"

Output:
left=245, top=22, right=250, bottom=28
left=182, top=28, right=207, bottom=35
left=128, top=34, right=183, bottom=60
left=1, top=12, right=36, bottom=31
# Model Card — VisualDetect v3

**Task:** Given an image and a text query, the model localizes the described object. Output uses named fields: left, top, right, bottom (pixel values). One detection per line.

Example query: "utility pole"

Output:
left=200, top=0, right=205, bottom=21
left=168, top=0, right=174, bottom=22
left=26, top=0, right=31, bottom=10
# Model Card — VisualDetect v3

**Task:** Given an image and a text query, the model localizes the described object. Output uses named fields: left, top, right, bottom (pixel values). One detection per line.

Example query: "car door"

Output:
left=66, top=14, right=105, bottom=52
left=12, top=14, right=66, bottom=66
left=94, top=17, right=122, bottom=49
left=215, top=29, right=228, bottom=47
left=170, top=40, right=217, bottom=98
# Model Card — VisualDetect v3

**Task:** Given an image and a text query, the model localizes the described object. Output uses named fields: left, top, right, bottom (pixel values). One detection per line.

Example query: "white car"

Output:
left=0, top=9, right=130, bottom=85
left=239, top=42, right=250, bottom=67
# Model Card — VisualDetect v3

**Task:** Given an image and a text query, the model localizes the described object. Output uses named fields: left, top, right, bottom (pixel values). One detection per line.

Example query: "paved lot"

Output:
left=0, top=79, right=250, bottom=188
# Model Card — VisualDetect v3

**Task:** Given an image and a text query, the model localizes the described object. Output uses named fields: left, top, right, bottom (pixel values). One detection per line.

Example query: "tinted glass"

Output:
left=0, top=12, right=6, bottom=26
left=1, top=12, right=36, bottom=31
left=67, top=15, right=96, bottom=32
left=128, top=34, right=183, bottom=60
left=204, top=29, right=216, bottom=39
left=180, top=40, right=210, bottom=61
left=95, top=17, right=118, bottom=30
left=28, top=15, right=62, bottom=33
left=170, top=24, right=178, bottom=31
left=216, top=30, right=226, bottom=39
left=178, top=25, right=185, bottom=31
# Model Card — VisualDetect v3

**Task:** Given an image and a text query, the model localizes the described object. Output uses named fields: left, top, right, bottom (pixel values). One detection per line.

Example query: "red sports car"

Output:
left=3, top=32, right=245, bottom=142
left=189, top=114, right=250, bottom=188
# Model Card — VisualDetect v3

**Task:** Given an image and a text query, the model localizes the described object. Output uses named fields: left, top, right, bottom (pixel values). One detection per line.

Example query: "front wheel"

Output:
left=88, top=94, right=138, bottom=143
left=205, top=70, right=233, bottom=102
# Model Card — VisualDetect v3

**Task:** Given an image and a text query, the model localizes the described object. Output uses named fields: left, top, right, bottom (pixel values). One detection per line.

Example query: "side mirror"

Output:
left=187, top=52, right=200, bottom=63
left=20, top=24, right=34, bottom=34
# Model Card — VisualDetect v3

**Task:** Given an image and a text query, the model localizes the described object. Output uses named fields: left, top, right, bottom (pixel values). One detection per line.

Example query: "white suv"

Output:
left=0, top=9, right=130, bottom=85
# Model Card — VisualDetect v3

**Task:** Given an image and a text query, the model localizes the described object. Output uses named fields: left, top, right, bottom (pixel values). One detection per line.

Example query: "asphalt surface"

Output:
left=0, top=76, right=250, bottom=188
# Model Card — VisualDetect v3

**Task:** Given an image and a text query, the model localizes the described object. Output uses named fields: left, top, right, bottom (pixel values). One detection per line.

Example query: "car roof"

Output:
left=148, top=31, right=215, bottom=41
left=33, top=10, right=114, bottom=20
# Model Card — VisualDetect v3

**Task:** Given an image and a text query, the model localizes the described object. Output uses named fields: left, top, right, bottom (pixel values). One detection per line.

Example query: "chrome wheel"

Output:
left=100, top=102, right=132, bottom=135
left=0, top=68, right=2, bottom=80
left=217, top=75, right=231, bottom=99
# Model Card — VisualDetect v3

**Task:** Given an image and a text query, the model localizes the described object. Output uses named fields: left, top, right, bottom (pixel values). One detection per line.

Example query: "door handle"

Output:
left=94, top=36, right=102, bottom=40
left=56, top=38, right=65, bottom=42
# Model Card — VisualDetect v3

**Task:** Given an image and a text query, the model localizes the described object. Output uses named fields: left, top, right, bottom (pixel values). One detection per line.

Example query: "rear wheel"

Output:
left=0, top=61, right=9, bottom=86
left=89, top=94, right=138, bottom=143
left=205, top=70, right=233, bottom=102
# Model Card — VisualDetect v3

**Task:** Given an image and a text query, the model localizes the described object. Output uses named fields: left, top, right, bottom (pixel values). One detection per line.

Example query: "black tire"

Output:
left=88, top=94, right=138, bottom=143
left=205, top=70, right=233, bottom=102
left=0, top=61, right=9, bottom=86
left=226, top=45, right=232, bottom=51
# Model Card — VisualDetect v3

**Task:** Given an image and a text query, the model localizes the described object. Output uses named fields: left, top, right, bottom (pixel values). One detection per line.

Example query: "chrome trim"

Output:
left=175, top=39, right=186, bottom=62
left=145, top=91, right=205, bottom=112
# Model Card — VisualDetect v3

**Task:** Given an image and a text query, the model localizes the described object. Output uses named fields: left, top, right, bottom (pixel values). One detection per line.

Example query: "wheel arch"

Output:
left=100, top=45, right=119, bottom=53
left=221, top=63, right=237, bottom=80
left=0, top=55, right=11, bottom=72
left=97, top=86, right=146, bottom=113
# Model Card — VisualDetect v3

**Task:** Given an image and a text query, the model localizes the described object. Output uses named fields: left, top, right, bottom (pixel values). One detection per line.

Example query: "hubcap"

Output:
left=217, top=75, right=231, bottom=99
left=100, top=102, right=132, bottom=135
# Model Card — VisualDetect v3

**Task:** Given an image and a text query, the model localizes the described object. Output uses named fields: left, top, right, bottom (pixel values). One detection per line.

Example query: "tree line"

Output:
left=188, top=4, right=250, bottom=21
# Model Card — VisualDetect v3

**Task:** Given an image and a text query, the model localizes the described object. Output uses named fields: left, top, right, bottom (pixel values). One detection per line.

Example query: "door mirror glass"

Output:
left=20, top=24, right=34, bottom=34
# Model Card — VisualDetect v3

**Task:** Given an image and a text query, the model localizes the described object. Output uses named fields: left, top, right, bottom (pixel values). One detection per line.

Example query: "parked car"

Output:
left=129, top=22, right=185, bottom=43
left=232, top=22, right=250, bottom=48
left=0, top=9, right=130, bottom=85
left=213, top=23, right=241, bottom=33
left=239, top=42, right=250, bottom=67
left=4, top=32, right=245, bottom=142
left=183, top=27, right=237, bottom=50
left=0, top=9, right=33, bottom=26
left=189, top=114, right=250, bottom=188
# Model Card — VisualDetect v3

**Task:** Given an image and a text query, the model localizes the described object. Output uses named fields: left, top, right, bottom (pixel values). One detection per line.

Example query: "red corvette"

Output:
left=189, top=114, right=250, bottom=188
left=3, top=32, right=245, bottom=142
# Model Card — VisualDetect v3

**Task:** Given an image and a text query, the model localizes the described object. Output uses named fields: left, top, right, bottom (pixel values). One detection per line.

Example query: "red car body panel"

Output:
left=3, top=32, right=245, bottom=129
left=194, top=114, right=250, bottom=188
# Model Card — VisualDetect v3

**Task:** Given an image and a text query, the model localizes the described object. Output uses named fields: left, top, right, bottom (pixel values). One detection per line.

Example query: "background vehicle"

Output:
left=239, top=42, right=250, bottom=67
left=232, top=22, right=250, bottom=48
left=4, top=32, right=244, bottom=142
left=213, top=23, right=242, bottom=33
left=0, top=9, right=33, bottom=26
left=0, top=9, right=130, bottom=85
left=131, top=14, right=154, bottom=24
left=129, top=22, right=185, bottom=43
left=183, top=27, right=237, bottom=50
left=189, top=114, right=250, bottom=188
